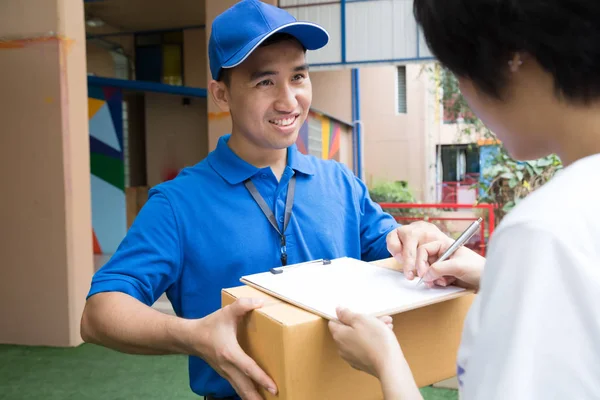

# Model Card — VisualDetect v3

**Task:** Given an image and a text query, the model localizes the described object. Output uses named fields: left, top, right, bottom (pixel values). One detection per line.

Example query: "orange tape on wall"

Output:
left=0, top=35, right=74, bottom=50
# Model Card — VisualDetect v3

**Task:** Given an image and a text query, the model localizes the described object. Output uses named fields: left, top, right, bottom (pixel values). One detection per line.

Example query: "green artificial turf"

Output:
left=0, top=344, right=457, bottom=400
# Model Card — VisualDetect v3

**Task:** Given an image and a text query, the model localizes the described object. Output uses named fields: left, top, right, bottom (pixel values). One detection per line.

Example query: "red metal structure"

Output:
left=377, top=202, right=497, bottom=256
left=438, top=173, right=480, bottom=203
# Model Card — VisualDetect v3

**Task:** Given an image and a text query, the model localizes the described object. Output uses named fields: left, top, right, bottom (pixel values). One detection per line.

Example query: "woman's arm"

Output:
left=378, top=356, right=423, bottom=400
left=328, top=307, right=422, bottom=400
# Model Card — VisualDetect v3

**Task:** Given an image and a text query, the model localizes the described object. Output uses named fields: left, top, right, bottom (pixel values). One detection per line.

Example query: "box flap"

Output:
left=222, top=286, right=320, bottom=326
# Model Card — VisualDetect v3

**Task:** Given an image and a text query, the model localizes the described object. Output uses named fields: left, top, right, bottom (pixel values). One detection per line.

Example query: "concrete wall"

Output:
left=0, top=0, right=93, bottom=346
left=360, top=64, right=429, bottom=200
left=310, top=69, right=353, bottom=124
left=183, top=28, right=207, bottom=89
left=145, top=93, right=208, bottom=187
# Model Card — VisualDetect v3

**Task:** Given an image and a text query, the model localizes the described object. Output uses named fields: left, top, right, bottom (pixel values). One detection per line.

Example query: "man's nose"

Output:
left=274, top=84, right=298, bottom=112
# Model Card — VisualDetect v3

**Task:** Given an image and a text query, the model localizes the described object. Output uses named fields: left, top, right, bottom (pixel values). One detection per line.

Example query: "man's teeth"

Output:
left=270, top=116, right=296, bottom=126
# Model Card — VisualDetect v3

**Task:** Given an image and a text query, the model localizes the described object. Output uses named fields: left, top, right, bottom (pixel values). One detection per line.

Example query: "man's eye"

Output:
left=257, top=80, right=273, bottom=87
left=293, top=74, right=306, bottom=81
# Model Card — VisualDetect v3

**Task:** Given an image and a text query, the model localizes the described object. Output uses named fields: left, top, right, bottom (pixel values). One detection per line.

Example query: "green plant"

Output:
left=369, top=181, right=453, bottom=234
left=431, top=63, right=563, bottom=222
left=369, top=180, right=416, bottom=203
left=476, top=150, right=562, bottom=220
left=369, top=180, right=423, bottom=218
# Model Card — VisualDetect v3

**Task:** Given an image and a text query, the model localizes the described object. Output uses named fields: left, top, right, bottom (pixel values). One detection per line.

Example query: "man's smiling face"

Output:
left=223, top=38, right=312, bottom=151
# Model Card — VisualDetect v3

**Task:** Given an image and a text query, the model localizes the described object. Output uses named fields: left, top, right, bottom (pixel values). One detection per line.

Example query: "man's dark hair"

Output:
left=414, top=0, right=600, bottom=104
left=218, top=33, right=306, bottom=86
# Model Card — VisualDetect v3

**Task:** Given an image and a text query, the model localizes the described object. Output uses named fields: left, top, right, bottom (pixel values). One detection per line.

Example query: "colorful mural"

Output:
left=88, top=84, right=126, bottom=254
left=296, top=111, right=342, bottom=161
left=477, top=143, right=501, bottom=198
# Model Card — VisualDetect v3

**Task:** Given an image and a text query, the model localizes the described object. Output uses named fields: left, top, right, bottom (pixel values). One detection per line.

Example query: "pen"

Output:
left=416, top=217, right=483, bottom=286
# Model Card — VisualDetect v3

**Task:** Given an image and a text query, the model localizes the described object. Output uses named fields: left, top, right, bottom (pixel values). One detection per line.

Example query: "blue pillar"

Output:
left=351, top=68, right=362, bottom=179
left=341, top=0, right=346, bottom=63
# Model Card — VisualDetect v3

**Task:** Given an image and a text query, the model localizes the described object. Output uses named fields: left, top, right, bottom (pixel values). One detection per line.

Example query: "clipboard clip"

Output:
left=270, top=258, right=331, bottom=274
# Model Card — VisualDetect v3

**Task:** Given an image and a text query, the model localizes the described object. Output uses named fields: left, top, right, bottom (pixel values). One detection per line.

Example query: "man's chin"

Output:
left=268, top=130, right=300, bottom=149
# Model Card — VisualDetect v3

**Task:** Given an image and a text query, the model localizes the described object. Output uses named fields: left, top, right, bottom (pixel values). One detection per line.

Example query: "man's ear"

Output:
left=208, top=80, right=231, bottom=112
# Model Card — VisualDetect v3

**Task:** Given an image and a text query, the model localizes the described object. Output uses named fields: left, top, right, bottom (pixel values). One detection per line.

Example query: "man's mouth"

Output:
left=269, top=115, right=299, bottom=127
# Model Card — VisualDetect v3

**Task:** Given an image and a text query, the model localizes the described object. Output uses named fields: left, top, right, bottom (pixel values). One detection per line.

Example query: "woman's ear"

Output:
left=208, top=80, right=231, bottom=112
left=508, top=53, right=523, bottom=73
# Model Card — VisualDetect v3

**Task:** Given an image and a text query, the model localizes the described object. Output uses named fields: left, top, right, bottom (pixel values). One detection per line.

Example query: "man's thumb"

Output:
left=228, top=297, right=264, bottom=317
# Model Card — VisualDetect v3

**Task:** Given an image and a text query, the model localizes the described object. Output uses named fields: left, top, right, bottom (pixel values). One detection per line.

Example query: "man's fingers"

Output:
left=219, top=342, right=276, bottom=395
left=399, top=233, right=418, bottom=280
left=227, top=298, right=264, bottom=318
left=416, top=241, right=438, bottom=278
left=416, top=240, right=451, bottom=278
left=225, top=366, right=265, bottom=400
left=386, top=229, right=403, bottom=263
left=230, top=348, right=277, bottom=395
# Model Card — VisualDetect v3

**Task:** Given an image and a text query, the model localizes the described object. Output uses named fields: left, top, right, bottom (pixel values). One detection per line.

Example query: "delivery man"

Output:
left=80, top=1, right=447, bottom=399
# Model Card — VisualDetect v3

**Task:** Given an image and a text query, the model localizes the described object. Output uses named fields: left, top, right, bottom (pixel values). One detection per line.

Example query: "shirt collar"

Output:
left=208, top=134, right=315, bottom=185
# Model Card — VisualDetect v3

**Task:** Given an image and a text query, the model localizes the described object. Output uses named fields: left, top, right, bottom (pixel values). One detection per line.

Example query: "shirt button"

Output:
left=260, top=173, right=268, bottom=179
left=279, top=216, right=284, bottom=223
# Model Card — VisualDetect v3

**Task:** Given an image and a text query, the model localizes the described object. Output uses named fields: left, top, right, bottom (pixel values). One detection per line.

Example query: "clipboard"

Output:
left=240, top=257, right=468, bottom=320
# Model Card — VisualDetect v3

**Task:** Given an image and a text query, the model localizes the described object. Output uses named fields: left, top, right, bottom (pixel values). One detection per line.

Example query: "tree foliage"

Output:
left=433, top=64, right=563, bottom=222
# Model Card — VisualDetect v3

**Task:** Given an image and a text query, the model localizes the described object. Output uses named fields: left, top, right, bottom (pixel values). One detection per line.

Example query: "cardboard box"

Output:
left=222, top=258, right=475, bottom=400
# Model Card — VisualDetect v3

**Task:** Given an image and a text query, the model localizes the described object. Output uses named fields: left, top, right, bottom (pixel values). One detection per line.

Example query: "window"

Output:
left=396, top=66, right=407, bottom=114
left=110, top=51, right=129, bottom=80
left=135, top=30, right=183, bottom=86
left=437, top=144, right=481, bottom=203
left=439, top=144, right=480, bottom=182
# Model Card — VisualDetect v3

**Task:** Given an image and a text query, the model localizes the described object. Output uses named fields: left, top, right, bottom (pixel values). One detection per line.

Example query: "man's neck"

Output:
left=227, top=133, right=288, bottom=180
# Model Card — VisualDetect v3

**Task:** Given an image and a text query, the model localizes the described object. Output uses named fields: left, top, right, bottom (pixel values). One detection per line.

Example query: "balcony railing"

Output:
left=438, top=173, right=480, bottom=203
left=378, top=202, right=497, bottom=256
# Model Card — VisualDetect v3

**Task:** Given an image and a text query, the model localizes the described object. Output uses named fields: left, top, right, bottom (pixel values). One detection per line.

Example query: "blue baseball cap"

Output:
left=208, top=0, right=330, bottom=80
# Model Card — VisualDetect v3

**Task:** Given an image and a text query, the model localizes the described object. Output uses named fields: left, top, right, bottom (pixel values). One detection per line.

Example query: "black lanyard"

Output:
left=244, top=175, right=296, bottom=266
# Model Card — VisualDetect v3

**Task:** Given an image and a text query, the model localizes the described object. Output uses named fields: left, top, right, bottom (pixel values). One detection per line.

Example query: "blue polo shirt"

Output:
left=88, top=134, right=399, bottom=398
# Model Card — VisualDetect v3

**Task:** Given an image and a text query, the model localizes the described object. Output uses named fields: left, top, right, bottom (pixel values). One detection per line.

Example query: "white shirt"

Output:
left=457, top=154, right=600, bottom=399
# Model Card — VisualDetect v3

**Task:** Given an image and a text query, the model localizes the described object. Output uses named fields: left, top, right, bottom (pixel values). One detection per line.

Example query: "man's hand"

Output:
left=386, top=221, right=453, bottom=281
left=190, top=298, right=277, bottom=400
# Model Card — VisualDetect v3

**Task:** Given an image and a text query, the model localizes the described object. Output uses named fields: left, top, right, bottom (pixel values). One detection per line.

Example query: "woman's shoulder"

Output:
left=498, top=154, right=600, bottom=236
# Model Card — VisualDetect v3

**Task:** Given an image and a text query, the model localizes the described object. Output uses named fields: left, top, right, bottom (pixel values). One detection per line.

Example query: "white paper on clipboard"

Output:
left=240, top=257, right=467, bottom=320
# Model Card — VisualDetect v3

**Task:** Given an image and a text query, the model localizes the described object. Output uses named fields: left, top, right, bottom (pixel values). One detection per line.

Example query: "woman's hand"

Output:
left=328, top=308, right=422, bottom=399
left=328, top=307, right=401, bottom=377
left=386, top=221, right=453, bottom=280
left=416, top=240, right=486, bottom=291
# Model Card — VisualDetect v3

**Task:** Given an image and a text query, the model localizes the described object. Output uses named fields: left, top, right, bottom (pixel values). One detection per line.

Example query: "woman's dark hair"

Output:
left=414, top=0, right=600, bottom=104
